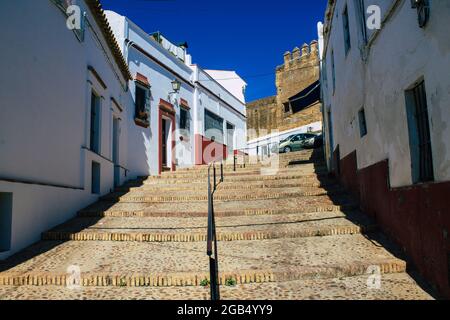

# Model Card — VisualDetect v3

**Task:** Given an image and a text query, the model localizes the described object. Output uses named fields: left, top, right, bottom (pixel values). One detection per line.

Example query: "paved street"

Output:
left=0, top=150, right=435, bottom=300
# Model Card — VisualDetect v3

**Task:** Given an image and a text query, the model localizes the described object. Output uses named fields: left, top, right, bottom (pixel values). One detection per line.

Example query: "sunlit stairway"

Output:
left=0, top=149, right=433, bottom=300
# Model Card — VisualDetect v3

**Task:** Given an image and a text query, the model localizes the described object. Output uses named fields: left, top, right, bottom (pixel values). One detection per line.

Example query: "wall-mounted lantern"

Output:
left=168, top=79, right=181, bottom=105
left=171, top=79, right=181, bottom=93
left=411, top=0, right=430, bottom=28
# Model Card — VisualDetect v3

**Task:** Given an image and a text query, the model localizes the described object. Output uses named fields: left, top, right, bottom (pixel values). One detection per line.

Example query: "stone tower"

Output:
left=246, top=40, right=322, bottom=141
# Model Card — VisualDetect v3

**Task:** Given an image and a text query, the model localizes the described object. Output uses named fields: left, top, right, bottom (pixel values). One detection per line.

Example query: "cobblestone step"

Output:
left=0, top=273, right=433, bottom=300
left=0, top=234, right=406, bottom=287
left=42, top=211, right=376, bottom=243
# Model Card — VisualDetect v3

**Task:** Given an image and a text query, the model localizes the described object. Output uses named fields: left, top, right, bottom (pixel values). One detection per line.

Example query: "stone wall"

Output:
left=246, top=40, right=322, bottom=140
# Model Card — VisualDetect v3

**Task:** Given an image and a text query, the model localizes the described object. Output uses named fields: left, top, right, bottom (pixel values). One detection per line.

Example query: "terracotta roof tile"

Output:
left=86, top=0, right=132, bottom=81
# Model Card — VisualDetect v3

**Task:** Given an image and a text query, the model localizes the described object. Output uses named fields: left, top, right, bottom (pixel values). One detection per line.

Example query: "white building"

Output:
left=319, top=0, right=450, bottom=298
left=0, top=0, right=247, bottom=261
left=105, top=11, right=247, bottom=173
left=0, top=0, right=133, bottom=259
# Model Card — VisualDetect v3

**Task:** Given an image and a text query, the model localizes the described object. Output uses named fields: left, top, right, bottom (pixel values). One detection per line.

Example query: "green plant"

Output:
left=225, top=278, right=237, bottom=287
left=200, top=279, right=210, bottom=287
left=119, top=278, right=127, bottom=287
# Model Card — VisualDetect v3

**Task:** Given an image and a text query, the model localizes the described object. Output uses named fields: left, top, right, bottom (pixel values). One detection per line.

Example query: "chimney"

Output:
left=292, top=47, right=301, bottom=60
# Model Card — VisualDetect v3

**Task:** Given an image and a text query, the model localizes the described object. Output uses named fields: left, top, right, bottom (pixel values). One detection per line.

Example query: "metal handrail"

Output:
left=206, top=159, right=223, bottom=301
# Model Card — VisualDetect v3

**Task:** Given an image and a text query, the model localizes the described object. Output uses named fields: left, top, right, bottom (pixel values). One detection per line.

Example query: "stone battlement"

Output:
left=276, top=40, right=319, bottom=73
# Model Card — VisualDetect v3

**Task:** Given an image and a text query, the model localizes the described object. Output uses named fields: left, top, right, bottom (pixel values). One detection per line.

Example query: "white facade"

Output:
left=204, top=70, right=247, bottom=104
left=0, top=1, right=248, bottom=260
left=0, top=0, right=133, bottom=259
left=105, top=11, right=247, bottom=170
left=319, top=0, right=450, bottom=187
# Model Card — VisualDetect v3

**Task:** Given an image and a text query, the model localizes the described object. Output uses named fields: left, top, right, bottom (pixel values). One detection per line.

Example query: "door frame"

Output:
left=158, top=99, right=176, bottom=175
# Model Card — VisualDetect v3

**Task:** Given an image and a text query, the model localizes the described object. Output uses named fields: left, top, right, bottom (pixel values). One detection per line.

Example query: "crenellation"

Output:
left=246, top=40, right=322, bottom=140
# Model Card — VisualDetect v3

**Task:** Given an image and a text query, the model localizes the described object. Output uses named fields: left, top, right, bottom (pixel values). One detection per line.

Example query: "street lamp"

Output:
left=171, top=79, right=181, bottom=93
left=168, top=79, right=181, bottom=105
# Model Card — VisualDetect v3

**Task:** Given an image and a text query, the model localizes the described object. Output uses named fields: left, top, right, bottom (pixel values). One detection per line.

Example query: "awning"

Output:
left=288, top=80, right=320, bottom=114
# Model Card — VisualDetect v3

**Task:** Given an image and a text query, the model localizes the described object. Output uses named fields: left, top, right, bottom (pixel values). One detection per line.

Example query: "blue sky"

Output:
left=102, top=0, right=327, bottom=102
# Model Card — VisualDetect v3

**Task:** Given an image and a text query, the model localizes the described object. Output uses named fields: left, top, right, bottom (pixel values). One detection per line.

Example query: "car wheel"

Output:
left=284, top=146, right=291, bottom=153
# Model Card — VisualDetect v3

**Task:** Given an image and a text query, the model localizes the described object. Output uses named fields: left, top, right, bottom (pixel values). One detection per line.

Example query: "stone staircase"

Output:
left=0, top=149, right=433, bottom=300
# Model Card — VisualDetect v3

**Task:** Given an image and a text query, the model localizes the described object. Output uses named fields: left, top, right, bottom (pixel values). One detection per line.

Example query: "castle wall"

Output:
left=246, top=41, right=322, bottom=141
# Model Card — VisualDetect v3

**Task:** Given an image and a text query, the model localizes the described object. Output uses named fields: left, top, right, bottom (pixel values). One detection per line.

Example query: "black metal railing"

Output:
left=207, top=160, right=223, bottom=300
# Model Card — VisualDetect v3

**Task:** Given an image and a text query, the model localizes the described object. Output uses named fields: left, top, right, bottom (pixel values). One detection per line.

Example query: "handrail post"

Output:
left=207, top=163, right=220, bottom=301
left=213, top=164, right=216, bottom=191
left=220, top=161, right=224, bottom=182
left=233, top=154, right=236, bottom=172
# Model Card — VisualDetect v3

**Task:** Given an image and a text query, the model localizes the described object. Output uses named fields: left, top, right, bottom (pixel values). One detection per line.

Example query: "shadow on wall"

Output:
left=328, top=147, right=445, bottom=299
left=0, top=178, right=146, bottom=273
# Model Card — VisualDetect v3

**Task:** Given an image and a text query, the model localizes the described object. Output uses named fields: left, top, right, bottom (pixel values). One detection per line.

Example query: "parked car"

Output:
left=277, top=133, right=319, bottom=153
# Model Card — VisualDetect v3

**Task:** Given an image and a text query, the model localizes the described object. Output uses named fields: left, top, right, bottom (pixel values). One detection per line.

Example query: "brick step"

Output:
left=101, top=189, right=345, bottom=203
left=43, top=211, right=375, bottom=243
left=108, top=185, right=343, bottom=198
left=118, top=180, right=338, bottom=193
left=0, top=234, right=406, bottom=287
left=0, top=273, right=433, bottom=300
left=78, top=204, right=358, bottom=218
left=143, top=173, right=331, bottom=185
left=0, top=261, right=404, bottom=288
left=175, top=162, right=326, bottom=173
left=152, top=167, right=329, bottom=180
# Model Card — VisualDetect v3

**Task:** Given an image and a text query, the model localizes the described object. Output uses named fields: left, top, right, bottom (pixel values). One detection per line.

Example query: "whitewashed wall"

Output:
left=0, top=0, right=132, bottom=259
left=193, top=66, right=247, bottom=153
left=106, top=11, right=247, bottom=169
left=321, top=0, right=450, bottom=187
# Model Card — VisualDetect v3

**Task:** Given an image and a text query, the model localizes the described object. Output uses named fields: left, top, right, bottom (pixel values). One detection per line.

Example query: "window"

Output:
left=180, top=108, right=189, bottom=131
left=358, top=108, right=368, bottom=137
left=226, top=122, right=235, bottom=150
left=0, top=193, right=13, bottom=252
left=90, top=91, right=101, bottom=153
left=406, top=80, right=434, bottom=183
left=91, top=162, right=101, bottom=194
left=204, top=109, right=224, bottom=144
left=284, top=102, right=291, bottom=113
left=331, top=50, right=336, bottom=94
left=135, top=84, right=150, bottom=123
left=356, top=0, right=368, bottom=45
left=343, top=5, right=351, bottom=55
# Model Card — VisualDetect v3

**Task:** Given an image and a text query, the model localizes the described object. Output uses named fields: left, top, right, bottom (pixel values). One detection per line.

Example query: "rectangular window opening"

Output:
left=90, top=92, right=101, bottom=154
left=343, top=5, right=351, bottom=55
left=91, top=162, right=101, bottom=195
left=406, top=80, right=434, bottom=183
left=180, top=108, right=189, bottom=131
left=135, top=84, right=150, bottom=124
left=358, top=108, right=368, bottom=137
left=0, top=193, right=13, bottom=252
left=204, top=109, right=224, bottom=144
